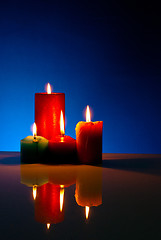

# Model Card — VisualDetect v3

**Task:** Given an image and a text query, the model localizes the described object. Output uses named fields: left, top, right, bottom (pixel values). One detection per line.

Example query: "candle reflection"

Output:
left=35, top=183, right=64, bottom=227
left=20, top=163, right=102, bottom=226
left=75, top=165, right=102, bottom=220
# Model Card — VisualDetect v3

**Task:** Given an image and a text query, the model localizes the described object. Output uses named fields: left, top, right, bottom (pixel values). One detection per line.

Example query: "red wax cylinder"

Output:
left=35, top=93, right=65, bottom=140
left=35, top=183, right=64, bottom=224
left=48, top=135, right=77, bottom=164
left=76, top=121, right=103, bottom=164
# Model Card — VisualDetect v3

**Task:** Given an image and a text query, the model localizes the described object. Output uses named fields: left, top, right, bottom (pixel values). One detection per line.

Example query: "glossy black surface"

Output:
left=0, top=152, right=160, bottom=240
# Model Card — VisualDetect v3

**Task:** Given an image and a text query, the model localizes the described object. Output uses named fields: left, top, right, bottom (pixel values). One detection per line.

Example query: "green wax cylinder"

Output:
left=21, top=136, right=48, bottom=163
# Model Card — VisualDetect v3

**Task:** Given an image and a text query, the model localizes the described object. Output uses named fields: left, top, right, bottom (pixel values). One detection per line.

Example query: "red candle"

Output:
left=35, top=183, right=64, bottom=225
left=35, top=83, right=65, bottom=140
left=76, top=106, right=103, bottom=164
left=48, top=111, right=77, bottom=163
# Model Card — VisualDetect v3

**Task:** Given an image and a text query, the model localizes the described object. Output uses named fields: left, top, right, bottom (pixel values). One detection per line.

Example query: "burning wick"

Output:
left=85, top=206, right=90, bottom=219
left=60, top=110, right=65, bottom=137
left=33, top=122, right=37, bottom=141
left=47, top=83, right=52, bottom=94
left=47, top=223, right=50, bottom=230
left=86, top=105, right=91, bottom=122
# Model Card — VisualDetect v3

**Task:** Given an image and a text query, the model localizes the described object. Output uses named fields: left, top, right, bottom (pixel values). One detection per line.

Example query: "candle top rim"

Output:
left=35, top=93, right=65, bottom=95
left=21, top=136, right=48, bottom=142
left=76, top=121, right=103, bottom=124
left=50, top=135, right=76, bottom=143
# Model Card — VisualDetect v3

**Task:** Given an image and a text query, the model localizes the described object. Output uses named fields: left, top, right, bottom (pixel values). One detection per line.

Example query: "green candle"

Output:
left=21, top=124, right=48, bottom=163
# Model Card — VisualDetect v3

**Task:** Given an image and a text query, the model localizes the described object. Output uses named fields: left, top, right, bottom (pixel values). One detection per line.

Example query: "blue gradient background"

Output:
left=0, top=1, right=161, bottom=153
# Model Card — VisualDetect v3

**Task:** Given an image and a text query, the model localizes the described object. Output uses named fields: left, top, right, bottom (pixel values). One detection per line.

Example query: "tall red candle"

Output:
left=35, top=83, right=65, bottom=140
left=35, top=183, right=64, bottom=225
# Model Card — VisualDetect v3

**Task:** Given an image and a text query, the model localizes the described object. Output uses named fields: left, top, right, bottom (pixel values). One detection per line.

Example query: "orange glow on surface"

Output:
left=33, top=122, right=37, bottom=137
left=33, top=185, right=37, bottom=200
left=60, top=110, right=65, bottom=135
left=86, top=105, right=91, bottom=122
left=60, top=188, right=64, bottom=212
left=47, top=83, right=52, bottom=94
left=47, top=223, right=50, bottom=229
left=85, top=206, right=90, bottom=219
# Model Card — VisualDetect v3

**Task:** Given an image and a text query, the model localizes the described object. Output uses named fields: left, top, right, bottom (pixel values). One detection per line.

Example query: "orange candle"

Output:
left=76, top=106, right=103, bottom=164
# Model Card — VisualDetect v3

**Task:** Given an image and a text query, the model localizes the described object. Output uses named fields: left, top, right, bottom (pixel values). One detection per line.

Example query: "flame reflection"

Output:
left=33, top=185, right=37, bottom=200
left=85, top=206, right=90, bottom=219
left=47, top=223, right=50, bottom=229
left=60, top=187, right=64, bottom=212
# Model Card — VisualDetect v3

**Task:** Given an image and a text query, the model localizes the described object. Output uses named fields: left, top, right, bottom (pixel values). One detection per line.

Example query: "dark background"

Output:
left=0, top=0, right=160, bottom=153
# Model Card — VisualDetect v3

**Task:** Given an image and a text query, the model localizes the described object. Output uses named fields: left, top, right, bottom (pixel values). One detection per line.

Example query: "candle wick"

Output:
left=60, top=135, right=64, bottom=142
left=33, top=135, right=38, bottom=143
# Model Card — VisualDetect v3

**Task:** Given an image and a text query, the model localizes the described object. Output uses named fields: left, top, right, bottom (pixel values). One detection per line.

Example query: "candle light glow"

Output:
left=86, top=105, right=91, bottom=122
left=47, top=83, right=51, bottom=94
left=60, top=110, right=65, bottom=136
left=33, top=122, right=37, bottom=138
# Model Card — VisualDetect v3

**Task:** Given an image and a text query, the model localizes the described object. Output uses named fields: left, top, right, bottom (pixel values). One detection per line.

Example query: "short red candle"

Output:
left=48, top=135, right=77, bottom=163
left=76, top=106, right=103, bottom=164
left=35, top=88, right=65, bottom=139
left=35, top=183, right=64, bottom=224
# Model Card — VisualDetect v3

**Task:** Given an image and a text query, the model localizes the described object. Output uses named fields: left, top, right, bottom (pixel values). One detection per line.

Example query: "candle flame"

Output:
left=60, top=110, right=65, bottom=135
left=60, top=187, right=64, bottom=212
left=86, top=105, right=91, bottom=122
left=33, top=122, right=37, bottom=137
left=47, top=83, right=51, bottom=94
left=85, top=206, right=90, bottom=219
left=47, top=223, right=50, bottom=229
left=33, top=185, right=37, bottom=200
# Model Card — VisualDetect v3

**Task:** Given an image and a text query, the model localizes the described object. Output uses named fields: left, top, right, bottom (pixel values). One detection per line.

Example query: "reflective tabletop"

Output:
left=0, top=152, right=160, bottom=240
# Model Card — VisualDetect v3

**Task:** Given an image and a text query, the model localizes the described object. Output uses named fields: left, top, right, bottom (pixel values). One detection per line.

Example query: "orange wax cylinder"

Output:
left=35, top=183, right=64, bottom=224
left=76, top=121, right=103, bottom=164
left=35, top=93, right=65, bottom=140
left=48, top=135, right=77, bottom=164
left=75, top=165, right=102, bottom=207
